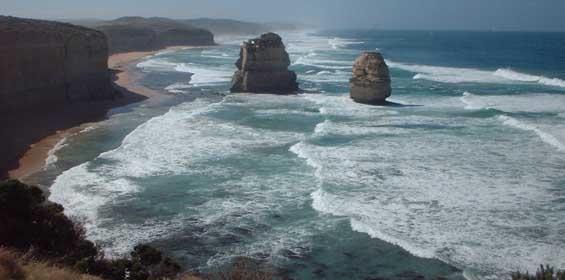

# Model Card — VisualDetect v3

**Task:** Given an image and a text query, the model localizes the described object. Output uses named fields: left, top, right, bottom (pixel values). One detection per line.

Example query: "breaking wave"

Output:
left=388, top=60, right=565, bottom=88
left=497, top=115, right=565, bottom=152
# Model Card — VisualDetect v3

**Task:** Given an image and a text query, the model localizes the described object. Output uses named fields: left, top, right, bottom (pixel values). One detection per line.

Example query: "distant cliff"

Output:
left=0, top=16, right=115, bottom=112
left=69, top=17, right=303, bottom=38
left=92, top=17, right=216, bottom=53
left=183, top=18, right=303, bottom=35
left=182, top=18, right=268, bottom=35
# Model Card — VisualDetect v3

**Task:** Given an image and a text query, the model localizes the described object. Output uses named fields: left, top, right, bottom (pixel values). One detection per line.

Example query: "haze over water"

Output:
left=33, top=30, right=565, bottom=279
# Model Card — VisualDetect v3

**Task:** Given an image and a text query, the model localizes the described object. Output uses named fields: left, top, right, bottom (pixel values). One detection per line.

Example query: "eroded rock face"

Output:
left=230, top=32, right=298, bottom=93
left=95, top=17, right=215, bottom=54
left=0, top=16, right=115, bottom=112
left=349, top=52, right=392, bottom=104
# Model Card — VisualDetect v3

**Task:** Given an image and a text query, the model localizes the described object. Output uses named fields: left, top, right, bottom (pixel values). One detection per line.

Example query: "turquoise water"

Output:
left=36, top=31, right=565, bottom=279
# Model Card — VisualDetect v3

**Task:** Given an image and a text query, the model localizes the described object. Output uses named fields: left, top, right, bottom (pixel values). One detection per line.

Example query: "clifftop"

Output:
left=0, top=16, right=105, bottom=45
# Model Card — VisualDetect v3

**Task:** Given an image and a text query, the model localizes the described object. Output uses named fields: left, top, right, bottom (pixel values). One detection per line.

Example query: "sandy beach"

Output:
left=6, top=46, right=202, bottom=181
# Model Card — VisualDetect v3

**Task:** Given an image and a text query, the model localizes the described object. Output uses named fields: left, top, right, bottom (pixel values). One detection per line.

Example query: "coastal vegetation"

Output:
left=0, top=180, right=274, bottom=280
left=512, top=265, right=565, bottom=280
left=0, top=180, right=181, bottom=280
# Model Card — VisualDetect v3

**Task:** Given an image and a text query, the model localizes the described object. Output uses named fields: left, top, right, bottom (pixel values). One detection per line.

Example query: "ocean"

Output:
left=31, top=30, right=565, bottom=279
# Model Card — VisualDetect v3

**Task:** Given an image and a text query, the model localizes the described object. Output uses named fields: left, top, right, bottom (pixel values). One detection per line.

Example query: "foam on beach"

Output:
left=44, top=137, right=68, bottom=167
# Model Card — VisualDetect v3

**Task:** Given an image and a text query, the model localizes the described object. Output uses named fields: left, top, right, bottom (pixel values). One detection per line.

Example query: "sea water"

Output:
left=34, top=30, right=565, bottom=279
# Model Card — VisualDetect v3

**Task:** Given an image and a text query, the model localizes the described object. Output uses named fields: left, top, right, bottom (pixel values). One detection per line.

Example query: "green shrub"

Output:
left=512, top=265, right=565, bottom=280
left=0, top=179, right=98, bottom=265
left=0, top=180, right=182, bottom=280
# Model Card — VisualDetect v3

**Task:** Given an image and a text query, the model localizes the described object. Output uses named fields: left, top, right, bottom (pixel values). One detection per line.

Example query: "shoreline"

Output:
left=6, top=45, right=203, bottom=182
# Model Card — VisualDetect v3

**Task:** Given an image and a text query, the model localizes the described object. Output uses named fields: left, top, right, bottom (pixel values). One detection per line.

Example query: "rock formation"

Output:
left=0, top=16, right=129, bottom=179
left=93, top=17, right=215, bottom=53
left=0, top=16, right=115, bottom=112
left=349, top=52, right=392, bottom=104
left=230, top=32, right=298, bottom=93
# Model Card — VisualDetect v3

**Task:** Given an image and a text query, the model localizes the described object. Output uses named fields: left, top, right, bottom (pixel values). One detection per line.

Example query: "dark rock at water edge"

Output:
left=349, top=52, right=392, bottom=104
left=230, top=32, right=299, bottom=93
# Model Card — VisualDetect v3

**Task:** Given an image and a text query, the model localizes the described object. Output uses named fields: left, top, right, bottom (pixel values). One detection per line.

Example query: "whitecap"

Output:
left=328, top=37, right=365, bottom=50
left=461, top=92, right=565, bottom=113
left=494, top=68, right=565, bottom=88
left=388, top=60, right=565, bottom=88
left=497, top=115, right=565, bottom=151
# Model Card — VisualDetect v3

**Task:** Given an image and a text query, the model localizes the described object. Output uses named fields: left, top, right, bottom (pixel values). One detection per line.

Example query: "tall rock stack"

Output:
left=349, top=52, right=392, bottom=104
left=230, top=32, right=298, bottom=93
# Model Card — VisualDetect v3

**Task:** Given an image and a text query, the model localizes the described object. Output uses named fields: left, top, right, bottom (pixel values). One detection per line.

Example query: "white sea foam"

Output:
left=388, top=61, right=508, bottom=84
left=50, top=96, right=311, bottom=256
left=174, top=63, right=233, bottom=86
left=164, top=82, right=189, bottom=93
left=289, top=87, right=565, bottom=277
left=328, top=37, right=365, bottom=50
left=311, top=189, right=436, bottom=260
left=313, top=119, right=405, bottom=138
left=137, top=58, right=179, bottom=72
left=138, top=56, right=232, bottom=87
left=79, top=126, right=97, bottom=134
left=388, top=60, right=565, bottom=88
left=300, top=70, right=350, bottom=83
left=52, top=31, right=565, bottom=276
left=295, top=123, right=565, bottom=277
left=461, top=92, right=565, bottom=114
left=497, top=115, right=565, bottom=152
left=45, top=137, right=68, bottom=167
left=302, top=94, right=396, bottom=118
left=293, top=56, right=352, bottom=70
left=494, top=68, right=565, bottom=88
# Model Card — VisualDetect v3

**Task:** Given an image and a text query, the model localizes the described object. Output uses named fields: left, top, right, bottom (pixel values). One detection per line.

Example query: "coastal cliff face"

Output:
left=0, top=16, right=138, bottom=179
left=349, top=52, right=392, bottom=104
left=95, top=17, right=215, bottom=53
left=0, top=16, right=115, bottom=112
left=230, top=32, right=298, bottom=93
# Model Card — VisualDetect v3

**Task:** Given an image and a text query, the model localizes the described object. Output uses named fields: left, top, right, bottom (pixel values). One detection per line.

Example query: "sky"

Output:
left=2, top=0, right=565, bottom=31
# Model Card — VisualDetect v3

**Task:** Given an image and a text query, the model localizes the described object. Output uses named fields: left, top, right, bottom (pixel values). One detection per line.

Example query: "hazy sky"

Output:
left=2, top=0, right=565, bottom=31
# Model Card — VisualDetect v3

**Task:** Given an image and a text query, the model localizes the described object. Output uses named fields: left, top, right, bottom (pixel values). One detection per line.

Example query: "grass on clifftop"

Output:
left=0, top=248, right=102, bottom=280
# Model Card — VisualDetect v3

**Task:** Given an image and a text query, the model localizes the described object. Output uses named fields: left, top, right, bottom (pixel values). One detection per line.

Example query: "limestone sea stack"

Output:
left=349, top=52, right=392, bottom=104
left=230, top=32, right=298, bottom=93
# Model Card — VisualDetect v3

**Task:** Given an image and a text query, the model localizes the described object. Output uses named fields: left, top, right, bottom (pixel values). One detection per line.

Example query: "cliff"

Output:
left=230, top=32, right=298, bottom=93
left=0, top=16, right=115, bottom=111
left=0, top=16, right=144, bottom=179
left=93, top=17, right=215, bottom=53
left=182, top=18, right=268, bottom=35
